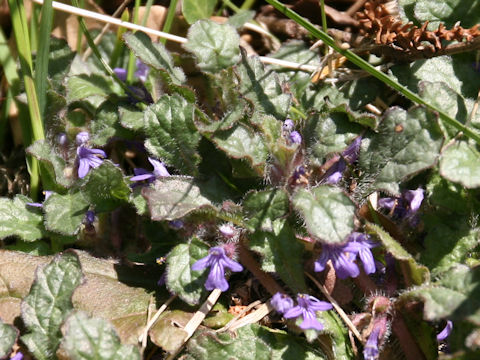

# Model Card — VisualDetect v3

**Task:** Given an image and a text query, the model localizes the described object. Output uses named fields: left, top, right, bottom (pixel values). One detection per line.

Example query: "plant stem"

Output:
left=160, top=0, right=178, bottom=45
left=265, top=0, right=480, bottom=145
left=126, top=0, right=141, bottom=84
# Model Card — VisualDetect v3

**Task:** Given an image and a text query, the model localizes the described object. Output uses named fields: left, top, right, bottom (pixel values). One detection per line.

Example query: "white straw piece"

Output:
left=32, top=0, right=320, bottom=73
left=32, top=0, right=187, bottom=44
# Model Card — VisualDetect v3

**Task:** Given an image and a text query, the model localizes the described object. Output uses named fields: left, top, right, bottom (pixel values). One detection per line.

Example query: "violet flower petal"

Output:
left=437, top=320, right=453, bottom=341
left=363, top=326, right=380, bottom=360
left=271, top=293, right=294, bottom=314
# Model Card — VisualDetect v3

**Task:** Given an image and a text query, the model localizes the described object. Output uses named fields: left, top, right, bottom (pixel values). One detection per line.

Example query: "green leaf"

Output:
left=62, top=311, right=141, bottom=360
left=440, top=141, right=480, bottom=188
left=399, top=265, right=480, bottom=325
left=318, top=311, right=354, bottom=360
left=292, top=186, right=355, bottom=244
left=211, top=124, right=268, bottom=176
left=182, top=0, right=217, bottom=24
left=129, top=187, right=148, bottom=216
left=166, top=237, right=209, bottom=305
left=149, top=310, right=190, bottom=352
left=421, top=214, right=479, bottom=277
left=43, top=192, right=90, bottom=236
left=227, top=10, right=255, bottom=28
left=359, top=106, right=444, bottom=195
left=123, top=32, right=186, bottom=85
left=143, top=94, right=201, bottom=175
left=90, top=101, right=134, bottom=146
left=235, top=51, right=291, bottom=119
left=366, top=222, right=429, bottom=285
left=184, top=20, right=240, bottom=73
left=243, top=188, right=289, bottom=232
left=48, top=37, right=76, bottom=90
left=426, top=172, right=475, bottom=214
left=249, top=219, right=307, bottom=293
left=414, top=0, right=480, bottom=28
left=187, top=323, right=326, bottom=359
left=81, top=161, right=131, bottom=213
left=0, top=250, right=159, bottom=345
left=27, top=139, right=73, bottom=189
left=21, top=252, right=83, bottom=360
left=0, top=195, right=45, bottom=242
left=66, top=74, right=121, bottom=104
left=143, top=177, right=215, bottom=221
left=0, top=320, right=17, bottom=358
left=305, top=111, right=364, bottom=164
left=301, top=78, right=380, bottom=128
left=119, top=104, right=144, bottom=131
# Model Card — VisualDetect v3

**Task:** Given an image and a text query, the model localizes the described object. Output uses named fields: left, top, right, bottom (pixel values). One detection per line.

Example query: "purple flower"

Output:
left=324, top=136, right=362, bottom=184
left=271, top=292, right=294, bottom=314
left=437, top=320, right=453, bottom=341
left=314, top=233, right=377, bottom=279
left=11, top=353, right=23, bottom=360
left=169, top=220, right=184, bottom=229
left=130, top=158, right=170, bottom=183
left=77, top=146, right=106, bottom=178
left=56, top=133, right=68, bottom=146
left=135, top=59, right=150, bottom=83
left=378, top=188, right=424, bottom=225
left=76, top=131, right=90, bottom=146
left=219, top=224, right=236, bottom=238
left=363, top=326, right=381, bottom=360
left=26, top=191, right=53, bottom=208
left=283, top=294, right=332, bottom=331
left=289, top=131, right=302, bottom=144
left=191, top=246, right=243, bottom=292
left=84, top=210, right=95, bottom=226
left=283, top=119, right=294, bottom=132
left=114, top=67, right=127, bottom=82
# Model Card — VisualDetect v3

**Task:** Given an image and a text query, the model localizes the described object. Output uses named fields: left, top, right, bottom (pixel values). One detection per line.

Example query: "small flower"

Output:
left=363, top=326, right=381, bottom=360
left=84, top=210, right=95, bottom=226
left=289, top=131, right=302, bottom=144
left=271, top=292, right=294, bottom=314
left=169, top=220, right=184, bottom=229
left=191, top=246, right=243, bottom=292
left=56, top=133, right=68, bottom=146
left=26, top=191, right=53, bottom=208
left=378, top=188, right=424, bottom=225
left=219, top=223, right=236, bottom=238
left=437, top=320, right=453, bottom=341
left=283, top=294, right=332, bottom=331
left=135, top=59, right=150, bottom=83
left=283, top=119, right=294, bottom=132
left=113, top=67, right=127, bottom=82
left=315, top=233, right=377, bottom=279
left=77, top=146, right=106, bottom=178
left=130, top=158, right=170, bottom=183
left=76, top=131, right=90, bottom=146
left=11, top=352, right=23, bottom=360
left=324, top=136, right=362, bottom=184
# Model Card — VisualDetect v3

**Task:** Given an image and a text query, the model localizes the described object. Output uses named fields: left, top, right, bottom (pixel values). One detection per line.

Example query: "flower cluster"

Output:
left=271, top=293, right=333, bottom=331
left=378, top=188, right=424, bottom=226
left=314, top=232, right=377, bottom=279
left=191, top=245, right=243, bottom=292
left=282, top=119, right=302, bottom=145
left=76, top=132, right=106, bottom=179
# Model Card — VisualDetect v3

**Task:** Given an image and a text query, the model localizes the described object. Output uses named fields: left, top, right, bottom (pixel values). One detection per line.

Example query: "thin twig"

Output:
left=305, top=272, right=363, bottom=342
left=138, top=294, right=177, bottom=344
left=82, top=0, right=132, bottom=61
left=167, top=289, right=222, bottom=360
left=32, top=0, right=321, bottom=72
left=346, top=0, right=367, bottom=16
left=227, top=302, right=273, bottom=332
left=216, top=300, right=263, bottom=332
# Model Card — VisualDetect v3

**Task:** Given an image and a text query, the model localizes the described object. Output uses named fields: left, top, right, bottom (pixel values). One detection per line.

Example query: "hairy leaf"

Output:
left=66, top=74, right=120, bottom=104
left=81, top=161, right=131, bottom=213
left=149, top=310, right=190, bottom=352
left=243, top=188, right=289, bottom=232
left=43, top=192, right=90, bottom=236
left=359, top=106, right=444, bottom=195
left=366, top=223, right=429, bottom=285
left=250, top=220, right=307, bottom=293
left=21, top=252, right=83, bottom=360
left=62, top=311, right=141, bottom=360
left=440, top=141, right=480, bottom=188
left=235, top=51, right=291, bottom=119
left=143, top=177, right=215, bottom=221
left=0, top=195, right=45, bottom=242
left=187, top=323, right=325, bottom=359
left=123, top=32, right=185, bottom=85
left=166, top=237, right=209, bottom=305
left=414, top=0, right=480, bottom=28
left=90, top=101, right=134, bottom=146
left=182, top=0, right=217, bottom=24
left=211, top=124, right=268, bottom=176
left=292, top=186, right=355, bottom=244
left=0, top=320, right=17, bottom=358
left=143, top=94, right=201, bottom=175
left=184, top=20, right=240, bottom=72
